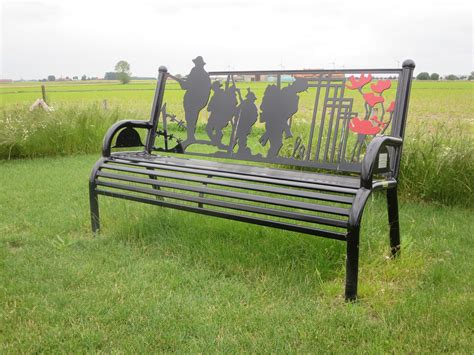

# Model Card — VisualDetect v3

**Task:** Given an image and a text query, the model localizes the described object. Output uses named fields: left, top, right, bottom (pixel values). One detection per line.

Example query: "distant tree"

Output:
left=104, top=72, right=118, bottom=80
left=175, top=74, right=183, bottom=79
left=416, top=72, right=430, bottom=80
left=73, top=76, right=78, bottom=80
left=47, top=75, right=56, bottom=81
left=81, top=74, right=87, bottom=81
left=459, top=75, right=467, bottom=80
left=469, top=72, right=474, bottom=80
left=445, top=74, right=459, bottom=80
left=115, top=60, right=131, bottom=84
left=430, top=73, right=439, bottom=80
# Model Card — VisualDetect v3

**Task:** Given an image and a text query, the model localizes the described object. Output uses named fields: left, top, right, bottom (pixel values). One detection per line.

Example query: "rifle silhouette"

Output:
left=228, top=75, right=243, bottom=153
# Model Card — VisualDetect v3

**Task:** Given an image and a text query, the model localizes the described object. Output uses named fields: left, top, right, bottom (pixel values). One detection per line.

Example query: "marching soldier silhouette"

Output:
left=259, top=78, right=308, bottom=158
left=176, top=56, right=211, bottom=143
left=233, top=88, right=258, bottom=155
left=205, top=81, right=239, bottom=149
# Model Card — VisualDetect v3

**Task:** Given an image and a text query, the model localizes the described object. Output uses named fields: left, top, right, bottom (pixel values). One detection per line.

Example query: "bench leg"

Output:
left=387, top=187, right=401, bottom=257
left=345, top=226, right=360, bottom=301
left=89, top=184, right=100, bottom=234
left=198, top=175, right=212, bottom=208
left=147, top=168, right=164, bottom=201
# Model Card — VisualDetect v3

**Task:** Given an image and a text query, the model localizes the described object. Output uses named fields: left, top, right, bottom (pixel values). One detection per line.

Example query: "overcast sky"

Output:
left=1, top=0, right=473, bottom=80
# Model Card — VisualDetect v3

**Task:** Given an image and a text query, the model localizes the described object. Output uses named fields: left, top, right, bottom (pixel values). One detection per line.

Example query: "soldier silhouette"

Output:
left=177, top=56, right=211, bottom=143
left=233, top=88, right=258, bottom=155
left=205, top=82, right=238, bottom=149
left=259, top=78, right=308, bottom=158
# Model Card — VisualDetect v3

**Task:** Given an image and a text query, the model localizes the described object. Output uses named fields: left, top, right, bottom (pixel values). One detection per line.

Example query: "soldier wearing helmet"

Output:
left=260, top=78, right=308, bottom=158
left=234, top=88, right=258, bottom=155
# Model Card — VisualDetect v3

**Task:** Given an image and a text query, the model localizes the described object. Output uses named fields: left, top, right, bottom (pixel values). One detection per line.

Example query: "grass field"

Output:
left=1, top=154, right=472, bottom=352
left=2, top=79, right=473, bottom=120
left=1, top=79, right=473, bottom=352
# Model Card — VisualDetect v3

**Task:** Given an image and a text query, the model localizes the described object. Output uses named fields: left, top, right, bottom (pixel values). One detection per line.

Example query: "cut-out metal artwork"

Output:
left=233, top=88, right=258, bottom=155
left=259, top=78, right=309, bottom=158
left=173, top=56, right=211, bottom=144
left=155, top=57, right=402, bottom=170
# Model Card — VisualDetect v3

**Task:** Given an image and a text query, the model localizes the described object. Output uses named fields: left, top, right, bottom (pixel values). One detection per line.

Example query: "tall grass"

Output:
left=400, top=119, right=473, bottom=207
left=1, top=104, right=472, bottom=207
left=0, top=104, right=142, bottom=159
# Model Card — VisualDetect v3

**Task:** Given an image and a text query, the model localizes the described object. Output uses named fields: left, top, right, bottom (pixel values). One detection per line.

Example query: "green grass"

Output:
left=0, top=154, right=472, bottom=352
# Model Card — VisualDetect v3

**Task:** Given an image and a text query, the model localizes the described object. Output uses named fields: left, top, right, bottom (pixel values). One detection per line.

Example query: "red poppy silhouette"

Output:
left=371, top=80, right=391, bottom=93
left=349, top=117, right=381, bottom=135
left=363, top=93, right=384, bottom=107
left=346, top=73, right=373, bottom=90
left=387, top=101, right=395, bottom=113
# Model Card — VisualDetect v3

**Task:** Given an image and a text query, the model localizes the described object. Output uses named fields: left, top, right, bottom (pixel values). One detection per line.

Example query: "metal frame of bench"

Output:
left=89, top=58, right=415, bottom=300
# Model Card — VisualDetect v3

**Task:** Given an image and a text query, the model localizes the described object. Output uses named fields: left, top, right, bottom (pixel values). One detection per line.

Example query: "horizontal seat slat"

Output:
left=96, top=180, right=349, bottom=228
left=114, top=153, right=362, bottom=188
left=97, top=171, right=350, bottom=216
left=95, top=188, right=348, bottom=241
left=107, top=158, right=359, bottom=195
left=100, top=163, right=354, bottom=204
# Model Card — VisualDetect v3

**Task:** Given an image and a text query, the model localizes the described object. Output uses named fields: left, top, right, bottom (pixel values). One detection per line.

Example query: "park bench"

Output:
left=89, top=57, right=415, bottom=300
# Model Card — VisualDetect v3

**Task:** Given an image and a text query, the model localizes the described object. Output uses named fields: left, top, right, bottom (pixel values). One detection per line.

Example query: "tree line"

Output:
left=416, top=71, right=474, bottom=80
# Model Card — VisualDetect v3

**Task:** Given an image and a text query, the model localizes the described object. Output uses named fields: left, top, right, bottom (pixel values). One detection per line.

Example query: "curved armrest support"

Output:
left=361, top=136, right=403, bottom=189
left=102, top=120, right=152, bottom=157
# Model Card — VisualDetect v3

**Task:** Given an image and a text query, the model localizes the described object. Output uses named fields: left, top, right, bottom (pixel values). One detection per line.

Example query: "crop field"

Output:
left=1, top=79, right=473, bottom=352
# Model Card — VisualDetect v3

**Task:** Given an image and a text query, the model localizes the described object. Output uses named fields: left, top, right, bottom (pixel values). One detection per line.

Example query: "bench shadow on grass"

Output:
left=102, top=201, right=346, bottom=296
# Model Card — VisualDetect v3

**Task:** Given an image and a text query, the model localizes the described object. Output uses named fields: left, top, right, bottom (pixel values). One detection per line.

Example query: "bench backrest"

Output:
left=146, top=57, right=414, bottom=176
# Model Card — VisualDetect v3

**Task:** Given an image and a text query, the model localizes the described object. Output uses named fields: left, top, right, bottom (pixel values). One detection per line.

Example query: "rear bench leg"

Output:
left=387, top=187, right=401, bottom=257
left=147, top=168, right=164, bottom=201
left=345, top=226, right=360, bottom=301
left=198, top=175, right=212, bottom=208
left=89, top=182, right=100, bottom=234
left=89, top=158, right=104, bottom=234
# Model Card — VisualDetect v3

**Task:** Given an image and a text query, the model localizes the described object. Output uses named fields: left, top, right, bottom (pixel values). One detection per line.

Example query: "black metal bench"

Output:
left=89, top=57, right=415, bottom=300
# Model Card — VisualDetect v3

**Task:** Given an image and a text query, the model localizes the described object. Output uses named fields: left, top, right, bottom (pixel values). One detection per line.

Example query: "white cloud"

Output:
left=1, top=0, right=473, bottom=79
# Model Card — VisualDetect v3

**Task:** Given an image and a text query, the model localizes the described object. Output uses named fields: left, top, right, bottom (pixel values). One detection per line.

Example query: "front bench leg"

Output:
left=89, top=183, right=100, bottom=234
left=345, top=226, right=360, bottom=301
left=346, top=188, right=371, bottom=301
left=387, top=187, right=401, bottom=257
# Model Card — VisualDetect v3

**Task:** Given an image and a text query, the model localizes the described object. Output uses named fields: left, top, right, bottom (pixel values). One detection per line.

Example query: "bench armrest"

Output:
left=102, top=120, right=152, bottom=157
left=360, top=136, right=403, bottom=189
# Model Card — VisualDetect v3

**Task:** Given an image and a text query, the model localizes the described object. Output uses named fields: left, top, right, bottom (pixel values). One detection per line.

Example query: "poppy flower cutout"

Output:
left=387, top=101, right=395, bottom=113
left=346, top=73, right=373, bottom=90
left=363, top=93, right=384, bottom=107
left=349, top=117, right=381, bottom=135
left=371, top=80, right=391, bottom=93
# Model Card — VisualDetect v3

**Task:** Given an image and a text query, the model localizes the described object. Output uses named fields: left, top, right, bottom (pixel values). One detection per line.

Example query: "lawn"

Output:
left=1, top=78, right=473, bottom=352
left=0, top=154, right=473, bottom=352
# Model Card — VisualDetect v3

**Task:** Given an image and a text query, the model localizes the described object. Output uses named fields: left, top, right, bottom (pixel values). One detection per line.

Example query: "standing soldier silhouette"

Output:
left=206, top=83, right=238, bottom=149
left=177, top=56, right=211, bottom=144
left=259, top=78, right=308, bottom=158
left=234, top=88, right=258, bottom=155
